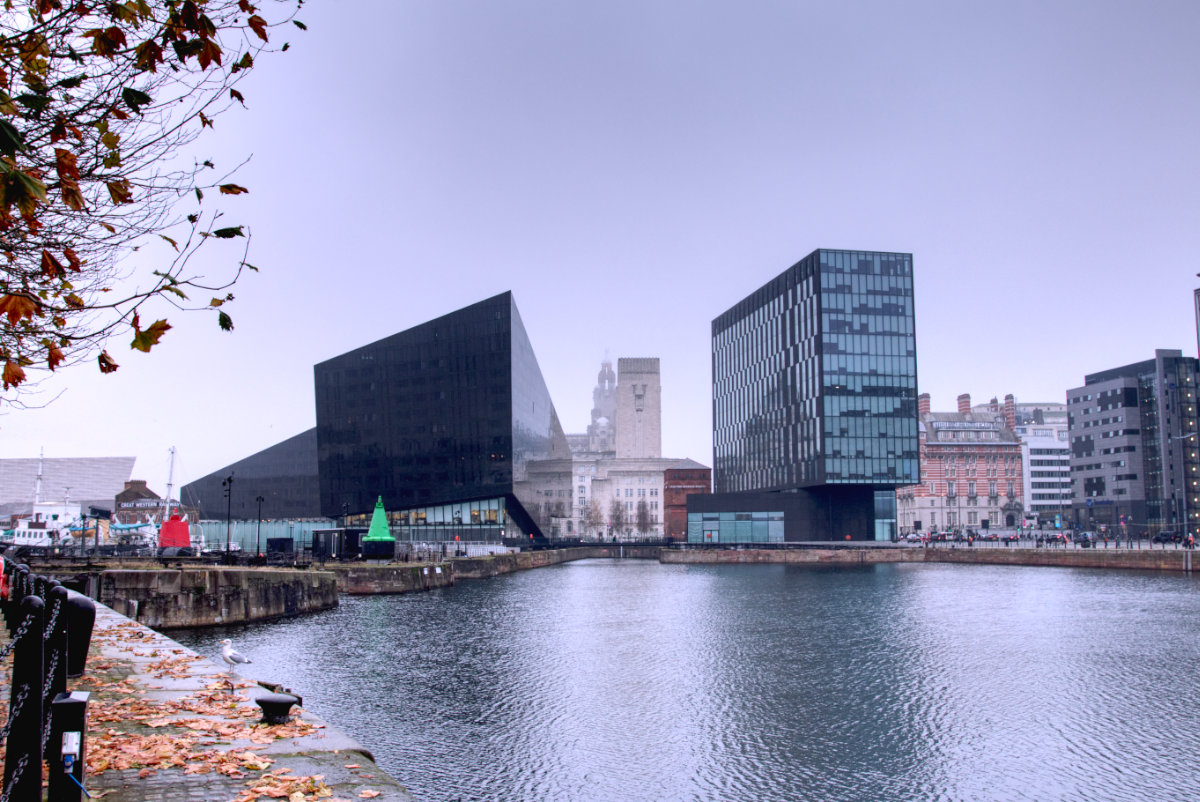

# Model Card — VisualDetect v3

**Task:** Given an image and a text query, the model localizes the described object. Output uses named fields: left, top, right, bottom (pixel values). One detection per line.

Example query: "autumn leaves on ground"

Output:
left=0, top=618, right=386, bottom=801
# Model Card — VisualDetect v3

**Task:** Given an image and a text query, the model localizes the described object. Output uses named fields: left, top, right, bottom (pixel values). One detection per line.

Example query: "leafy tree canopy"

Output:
left=0, top=0, right=306, bottom=398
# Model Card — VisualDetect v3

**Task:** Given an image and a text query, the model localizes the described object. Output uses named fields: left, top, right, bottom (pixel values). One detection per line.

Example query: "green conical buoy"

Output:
left=363, top=495, right=395, bottom=541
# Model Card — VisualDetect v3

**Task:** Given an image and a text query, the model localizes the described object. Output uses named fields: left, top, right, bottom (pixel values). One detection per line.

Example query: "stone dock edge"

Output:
left=59, top=599, right=414, bottom=802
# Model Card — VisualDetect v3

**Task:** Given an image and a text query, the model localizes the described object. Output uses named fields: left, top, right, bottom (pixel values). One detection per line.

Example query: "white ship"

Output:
left=8, top=499, right=83, bottom=548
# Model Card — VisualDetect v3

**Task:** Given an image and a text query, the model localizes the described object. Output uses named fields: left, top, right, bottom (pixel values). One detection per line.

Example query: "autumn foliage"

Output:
left=0, top=0, right=306, bottom=397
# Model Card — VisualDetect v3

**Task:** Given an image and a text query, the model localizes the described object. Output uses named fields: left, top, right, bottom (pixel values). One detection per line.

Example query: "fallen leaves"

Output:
left=0, top=611, right=380, bottom=802
left=235, top=769, right=335, bottom=802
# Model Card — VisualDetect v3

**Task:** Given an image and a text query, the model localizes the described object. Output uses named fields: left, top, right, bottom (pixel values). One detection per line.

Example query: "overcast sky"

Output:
left=4, top=0, right=1199, bottom=497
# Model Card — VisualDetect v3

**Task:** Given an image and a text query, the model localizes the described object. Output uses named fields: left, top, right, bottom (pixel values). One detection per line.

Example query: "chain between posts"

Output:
left=0, top=616, right=32, bottom=664
left=40, top=649, right=60, bottom=753
left=0, top=753, right=27, bottom=802
left=42, top=599, right=61, bottom=641
left=0, top=684, right=28, bottom=745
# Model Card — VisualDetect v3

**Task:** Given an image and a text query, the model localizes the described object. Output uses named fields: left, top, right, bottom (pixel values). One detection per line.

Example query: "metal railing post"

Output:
left=3, top=596, right=45, bottom=802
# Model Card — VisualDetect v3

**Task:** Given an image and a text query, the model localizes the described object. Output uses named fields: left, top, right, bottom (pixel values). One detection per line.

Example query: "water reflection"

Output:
left=173, top=561, right=1200, bottom=802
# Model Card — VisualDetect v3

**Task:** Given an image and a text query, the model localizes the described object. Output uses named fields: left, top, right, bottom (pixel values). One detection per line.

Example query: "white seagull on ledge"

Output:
left=220, top=638, right=252, bottom=674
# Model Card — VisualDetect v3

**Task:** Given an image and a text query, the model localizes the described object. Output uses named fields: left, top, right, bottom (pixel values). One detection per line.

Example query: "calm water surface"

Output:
left=174, top=561, right=1200, bottom=801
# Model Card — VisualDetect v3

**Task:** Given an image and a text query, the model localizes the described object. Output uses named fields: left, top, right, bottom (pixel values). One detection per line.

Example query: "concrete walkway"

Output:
left=8, top=601, right=413, bottom=802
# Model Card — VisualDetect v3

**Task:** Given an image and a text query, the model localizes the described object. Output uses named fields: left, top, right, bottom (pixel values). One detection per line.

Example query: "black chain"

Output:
left=0, top=684, right=28, bottom=745
left=0, top=753, right=28, bottom=802
left=0, top=615, right=33, bottom=663
left=43, top=649, right=59, bottom=695
left=40, top=649, right=60, bottom=753
left=42, top=599, right=61, bottom=640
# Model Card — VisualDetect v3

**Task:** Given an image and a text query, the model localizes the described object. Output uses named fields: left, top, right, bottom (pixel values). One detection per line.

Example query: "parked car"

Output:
left=905, top=533, right=924, bottom=543
left=1002, top=533, right=1020, bottom=543
left=1152, top=531, right=1181, bottom=544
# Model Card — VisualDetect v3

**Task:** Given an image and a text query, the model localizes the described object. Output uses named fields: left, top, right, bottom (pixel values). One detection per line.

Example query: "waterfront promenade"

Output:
left=0, top=600, right=413, bottom=802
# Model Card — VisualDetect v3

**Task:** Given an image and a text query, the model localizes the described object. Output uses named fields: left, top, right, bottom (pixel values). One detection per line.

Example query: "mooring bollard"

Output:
left=3, top=595, right=45, bottom=802
left=47, top=691, right=90, bottom=802
left=64, top=592, right=96, bottom=679
left=256, top=693, right=299, bottom=724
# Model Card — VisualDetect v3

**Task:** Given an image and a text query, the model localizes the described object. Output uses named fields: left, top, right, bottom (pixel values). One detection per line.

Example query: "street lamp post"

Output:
left=256, top=495, right=265, bottom=560
left=221, top=474, right=234, bottom=561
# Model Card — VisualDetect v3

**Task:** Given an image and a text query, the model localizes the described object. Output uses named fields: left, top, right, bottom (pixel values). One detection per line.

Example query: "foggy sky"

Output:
left=4, top=0, right=1198, bottom=497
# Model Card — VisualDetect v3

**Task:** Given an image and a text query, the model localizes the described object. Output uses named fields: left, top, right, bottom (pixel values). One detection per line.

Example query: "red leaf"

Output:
left=2, top=361, right=26, bottom=390
left=40, top=249, right=64, bottom=277
left=98, top=350, right=119, bottom=373
left=247, top=15, right=268, bottom=42
left=0, top=294, right=39, bottom=326
left=47, top=343, right=64, bottom=371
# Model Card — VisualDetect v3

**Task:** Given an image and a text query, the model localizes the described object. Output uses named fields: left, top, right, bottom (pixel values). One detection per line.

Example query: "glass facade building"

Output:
left=181, top=428, right=321, bottom=520
left=695, top=248, right=919, bottom=542
left=314, top=292, right=570, bottom=542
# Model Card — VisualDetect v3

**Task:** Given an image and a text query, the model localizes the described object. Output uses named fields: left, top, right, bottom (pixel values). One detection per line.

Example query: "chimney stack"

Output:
left=918, top=393, right=931, bottom=416
left=957, top=393, right=971, bottom=414
left=1004, top=394, right=1016, bottom=430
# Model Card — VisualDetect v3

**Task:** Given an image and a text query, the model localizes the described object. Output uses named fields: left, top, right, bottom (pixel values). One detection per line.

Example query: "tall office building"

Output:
left=689, top=248, right=919, bottom=542
left=616, top=357, right=662, bottom=459
left=313, top=292, right=570, bottom=542
left=1067, top=349, right=1200, bottom=535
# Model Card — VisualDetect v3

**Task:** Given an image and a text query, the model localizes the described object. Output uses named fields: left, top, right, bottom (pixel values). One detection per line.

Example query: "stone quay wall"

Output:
left=451, top=545, right=662, bottom=580
left=98, top=568, right=340, bottom=629
left=660, top=546, right=1197, bottom=572
left=325, top=562, right=455, bottom=594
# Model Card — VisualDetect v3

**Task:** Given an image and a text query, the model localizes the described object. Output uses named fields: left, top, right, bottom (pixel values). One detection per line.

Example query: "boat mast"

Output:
left=34, top=447, right=43, bottom=505
left=163, top=446, right=176, bottom=521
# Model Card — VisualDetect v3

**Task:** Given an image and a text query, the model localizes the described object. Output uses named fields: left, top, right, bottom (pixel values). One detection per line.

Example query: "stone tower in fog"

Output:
left=586, top=360, right=618, bottom=453
left=616, top=358, right=661, bottom=459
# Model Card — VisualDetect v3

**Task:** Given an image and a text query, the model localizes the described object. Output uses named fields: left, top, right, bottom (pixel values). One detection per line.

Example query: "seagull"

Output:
left=220, top=638, right=252, bottom=674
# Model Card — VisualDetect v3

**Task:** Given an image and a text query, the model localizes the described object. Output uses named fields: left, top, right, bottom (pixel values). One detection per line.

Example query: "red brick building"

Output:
left=897, top=393, right=1025, bottom=535
left=664, top=459, right=711, bottom=540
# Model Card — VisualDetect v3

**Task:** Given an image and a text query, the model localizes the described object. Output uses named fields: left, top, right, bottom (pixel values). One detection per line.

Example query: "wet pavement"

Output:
left=3, top=600, right=413, bottom=802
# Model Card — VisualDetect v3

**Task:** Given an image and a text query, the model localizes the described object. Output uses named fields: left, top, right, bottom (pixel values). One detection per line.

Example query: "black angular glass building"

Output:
left=689, top=248, right=920, bottom=542
left=313, top=291, right=570, bottom=542
left=181, top=428, right=321, bottom=520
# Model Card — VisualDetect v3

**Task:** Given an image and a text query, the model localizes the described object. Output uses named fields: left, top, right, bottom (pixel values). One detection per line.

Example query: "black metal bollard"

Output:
left=44, top=586, right=70, bottom=708
left=9, top=567, right=30, bottom=633
left=64, top=592, right=96, bottom=679
left=3, top=596, right=45, bottom=802
left=256, top=693, right=299, bottom=724
left=48, top=691, right=90, bottom=802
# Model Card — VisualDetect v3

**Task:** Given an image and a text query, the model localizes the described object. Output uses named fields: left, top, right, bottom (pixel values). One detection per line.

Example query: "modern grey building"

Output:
left=1068, top=349, right=1200, bottom=536
left=689, top=248, right=920, bottom=542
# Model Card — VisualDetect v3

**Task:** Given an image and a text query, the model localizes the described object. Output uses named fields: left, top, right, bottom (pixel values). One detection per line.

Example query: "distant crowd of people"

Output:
left=907, top=529, right=1196, bottom=549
